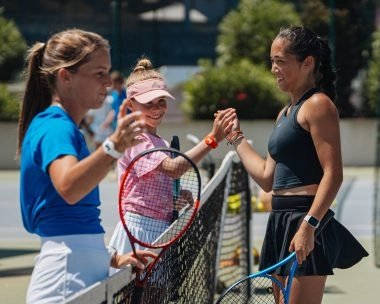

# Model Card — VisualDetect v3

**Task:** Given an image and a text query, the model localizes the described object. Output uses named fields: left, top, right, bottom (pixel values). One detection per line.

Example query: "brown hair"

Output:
left=126, top=57, right=163, bottom=87
left=17, top=29, right=109, bottom=157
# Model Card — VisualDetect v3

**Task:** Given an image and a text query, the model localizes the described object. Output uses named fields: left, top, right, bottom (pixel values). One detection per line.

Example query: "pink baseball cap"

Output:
left=127, top=78, right=175, bottom=104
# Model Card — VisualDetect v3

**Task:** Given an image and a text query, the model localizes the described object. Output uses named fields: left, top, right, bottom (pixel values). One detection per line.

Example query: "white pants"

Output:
left=27, top=234, right=110, bottom=304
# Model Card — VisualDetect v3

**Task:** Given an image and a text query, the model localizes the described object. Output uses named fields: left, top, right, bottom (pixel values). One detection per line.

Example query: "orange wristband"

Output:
left=204, top=135, right=218, bottom=149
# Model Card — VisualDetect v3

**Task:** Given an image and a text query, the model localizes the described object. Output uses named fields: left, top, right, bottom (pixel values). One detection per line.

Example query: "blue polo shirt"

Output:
left=20, top=106, right=104, bottom=237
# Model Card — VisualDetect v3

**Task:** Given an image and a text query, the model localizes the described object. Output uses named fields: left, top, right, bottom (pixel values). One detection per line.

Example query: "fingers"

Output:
left=110, top=111, right=146, bottom=151
left=118, top=98, right=129, bottom=118
left=132, top=250, right=158, bottom=270
left=123, top=110, right=143, bottom=125
left=289, top=241, right=313, bottom=264
left=212, top=108, right=237, bottom=141
left=117, top=250, right=157, bottom=270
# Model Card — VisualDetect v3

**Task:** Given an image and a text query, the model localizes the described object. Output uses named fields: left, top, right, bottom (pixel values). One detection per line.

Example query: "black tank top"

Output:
left=268, top=88, right=323, bottom=190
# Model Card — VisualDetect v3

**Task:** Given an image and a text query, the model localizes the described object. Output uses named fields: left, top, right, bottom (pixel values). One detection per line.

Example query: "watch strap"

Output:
left=102, top=138, right=123, bottom=159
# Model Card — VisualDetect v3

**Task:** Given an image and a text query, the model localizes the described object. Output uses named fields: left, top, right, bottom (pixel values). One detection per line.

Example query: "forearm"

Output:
left=185, top=140, right=214, bottom=165
left=52, top=148, right=116, bottom=204
left=233, top=137, right=273, bottom=191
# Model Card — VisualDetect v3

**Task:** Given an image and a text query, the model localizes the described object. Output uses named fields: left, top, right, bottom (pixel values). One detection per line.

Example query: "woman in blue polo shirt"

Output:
left=17, top=28, right=156, bottom=303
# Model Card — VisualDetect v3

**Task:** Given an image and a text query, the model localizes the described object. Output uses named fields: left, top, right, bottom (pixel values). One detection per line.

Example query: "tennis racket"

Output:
left=215, top=209, right=335, bottom=304
left=170, top=135, right=181, bottom=221
left=118, top=147, right=201, bottom=304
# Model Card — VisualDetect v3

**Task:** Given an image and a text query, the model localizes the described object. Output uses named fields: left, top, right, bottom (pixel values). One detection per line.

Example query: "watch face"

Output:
left=104, top=143, right=111, bottom=152
left=307, top=216, right=319, bottom=227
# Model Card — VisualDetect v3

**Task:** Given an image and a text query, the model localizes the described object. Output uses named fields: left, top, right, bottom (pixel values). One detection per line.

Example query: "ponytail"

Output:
left=17, top=43, right=52, bottom=158
left=316, top=37, right=336, bottom=101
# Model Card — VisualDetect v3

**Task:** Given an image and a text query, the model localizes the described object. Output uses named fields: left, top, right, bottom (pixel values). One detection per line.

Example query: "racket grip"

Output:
left=131, top=286, right=144, bottom=304
left=172, top=209, right=179, bottom=222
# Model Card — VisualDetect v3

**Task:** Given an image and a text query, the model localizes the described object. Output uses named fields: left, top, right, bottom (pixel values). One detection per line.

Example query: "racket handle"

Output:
left=172, top=209, right=179, bottom=222
left=131, top=286, right=144, bottom=304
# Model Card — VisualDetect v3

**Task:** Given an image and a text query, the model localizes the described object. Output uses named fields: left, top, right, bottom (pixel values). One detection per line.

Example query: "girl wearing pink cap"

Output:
left=108, top=57, right=236, bottom=273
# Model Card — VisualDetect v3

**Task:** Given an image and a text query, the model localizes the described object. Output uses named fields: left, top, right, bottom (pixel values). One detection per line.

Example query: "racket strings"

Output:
left=120, top=150, right=200, bottom=247
left=218, top=276, right=286, bottom=304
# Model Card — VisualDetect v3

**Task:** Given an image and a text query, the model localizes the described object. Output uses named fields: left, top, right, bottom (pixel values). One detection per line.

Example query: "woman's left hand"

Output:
left=289, top=222, right=315, bottom=264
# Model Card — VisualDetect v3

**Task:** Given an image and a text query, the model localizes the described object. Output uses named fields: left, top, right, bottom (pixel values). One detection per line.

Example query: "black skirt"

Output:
left=259, top=195, right=369, bottom=276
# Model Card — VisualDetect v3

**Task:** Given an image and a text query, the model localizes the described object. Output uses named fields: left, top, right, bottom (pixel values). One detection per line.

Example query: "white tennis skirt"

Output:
left=27, top=234, right=110, bottom=303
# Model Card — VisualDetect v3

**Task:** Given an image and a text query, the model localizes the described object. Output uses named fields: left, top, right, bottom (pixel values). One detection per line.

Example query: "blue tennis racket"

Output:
left=215, top=209, right=335, bottom=304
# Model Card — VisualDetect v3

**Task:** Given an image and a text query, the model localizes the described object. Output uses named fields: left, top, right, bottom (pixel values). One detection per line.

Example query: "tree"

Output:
left=217, top=0, right=300, bottom=66
left=298, top=0, right=376, bottom=117
left=182, top=0, right=300, bottom=119
left=362, top=29, right=380, bottom=117
left=0, top=8, right=27, bottom=82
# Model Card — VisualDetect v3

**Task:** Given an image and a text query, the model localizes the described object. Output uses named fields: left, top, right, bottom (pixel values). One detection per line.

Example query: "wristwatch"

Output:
left=204, top=135, right=218, bottom=149
left=304, top=215, right=320, bottom=229
left=102, top=138, right=123, bottom=159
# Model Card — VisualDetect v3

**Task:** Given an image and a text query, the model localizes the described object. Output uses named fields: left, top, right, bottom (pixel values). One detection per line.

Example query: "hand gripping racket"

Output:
left=215, top=209, right=335, bottom=304
left=118, top=147, right=201, bottom=304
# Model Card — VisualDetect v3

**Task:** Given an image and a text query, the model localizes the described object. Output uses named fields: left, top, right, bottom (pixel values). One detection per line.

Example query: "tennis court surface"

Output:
left=0, top=165, right=378, bottom=304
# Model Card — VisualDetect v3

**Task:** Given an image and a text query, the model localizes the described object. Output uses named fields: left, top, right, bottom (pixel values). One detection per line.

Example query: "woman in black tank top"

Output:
left=225, top=26, right=368, bottom=304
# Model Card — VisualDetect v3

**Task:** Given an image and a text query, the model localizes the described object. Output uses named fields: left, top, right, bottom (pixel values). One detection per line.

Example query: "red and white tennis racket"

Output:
left=118, top=147, right=201, bottom=304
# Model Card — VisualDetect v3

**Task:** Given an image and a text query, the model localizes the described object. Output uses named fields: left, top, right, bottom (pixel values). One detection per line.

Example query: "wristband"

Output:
left=204, top=135, right=218, bottom=149
left=102, top=138, right=124, bottom=159
left=227, top=130, right=244, bottom=145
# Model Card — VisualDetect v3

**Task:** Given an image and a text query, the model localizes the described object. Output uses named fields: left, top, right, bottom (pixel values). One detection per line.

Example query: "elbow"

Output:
left=59, top=191, right=78, bottom=205
left=261, top=184, right=272, bottom=193
left=259, top=179, right=273, bottom=193
left=56, top=184, right=79, bottom=205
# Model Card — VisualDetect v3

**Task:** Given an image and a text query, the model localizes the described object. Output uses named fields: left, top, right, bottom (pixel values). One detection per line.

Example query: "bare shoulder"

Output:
left=298, top=92, right=339, bottom=130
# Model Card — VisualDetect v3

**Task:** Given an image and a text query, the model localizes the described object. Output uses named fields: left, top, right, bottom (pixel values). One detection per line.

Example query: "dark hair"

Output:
left=17, top=29, right=109, bottom=157
left=276, top=26, right=336, bottom=101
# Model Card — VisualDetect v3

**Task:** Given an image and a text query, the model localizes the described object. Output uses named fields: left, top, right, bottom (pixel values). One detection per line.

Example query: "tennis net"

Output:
left=66, top=151, right=252, bottom=304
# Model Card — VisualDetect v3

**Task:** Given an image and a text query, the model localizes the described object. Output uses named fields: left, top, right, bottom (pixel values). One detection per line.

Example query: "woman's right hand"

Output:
left=113, top=250, right=158, bottom=270
left=108, top=100, right=146, bottom=152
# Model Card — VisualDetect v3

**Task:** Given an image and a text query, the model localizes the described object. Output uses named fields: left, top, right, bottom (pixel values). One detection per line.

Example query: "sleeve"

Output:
left=38, top=121, right=81, bottom=173
left=118, top=134, right=169, bottom=180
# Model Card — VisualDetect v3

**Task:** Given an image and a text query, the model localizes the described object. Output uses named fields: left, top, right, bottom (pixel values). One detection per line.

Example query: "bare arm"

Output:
left=289, top=94, right=343, bottom=263
left=228, top=109, right=282, bottom=192
left=49, top=102, right=146, bottom=204
left=234, top=140, right=275, bottom=192
left=159, top=108, right=236, bottom=178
